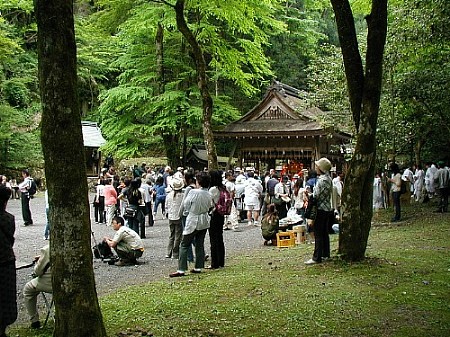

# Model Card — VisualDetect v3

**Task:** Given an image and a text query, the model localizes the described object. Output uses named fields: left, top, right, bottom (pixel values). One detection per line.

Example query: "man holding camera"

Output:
left=103, top=216, right=144, bottom=266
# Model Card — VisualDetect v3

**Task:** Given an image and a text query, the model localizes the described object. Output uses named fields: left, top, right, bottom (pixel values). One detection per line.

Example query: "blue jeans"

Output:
left=181, top=216, right=194, bottom=262
left=178, top=229, right=207, bottom=272
left=153, top=196, right=166, bottom=215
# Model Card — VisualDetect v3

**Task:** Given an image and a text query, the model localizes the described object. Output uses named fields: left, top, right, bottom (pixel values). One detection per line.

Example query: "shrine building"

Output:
left=214, top=81, right=351, bottom=175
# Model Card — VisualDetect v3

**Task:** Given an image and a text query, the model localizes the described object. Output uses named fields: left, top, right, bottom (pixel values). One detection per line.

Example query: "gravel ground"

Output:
left=7, top=192, right=263, bottom=327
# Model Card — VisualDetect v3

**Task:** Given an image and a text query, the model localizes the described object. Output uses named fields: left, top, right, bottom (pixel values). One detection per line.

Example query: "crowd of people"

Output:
left=1, top=157, right=448, bottom=333
left=75, top=158, right=343, bottom=271
left=373, top=161, right=450, bottom=222
left=92, top=158, right=342, bottom=270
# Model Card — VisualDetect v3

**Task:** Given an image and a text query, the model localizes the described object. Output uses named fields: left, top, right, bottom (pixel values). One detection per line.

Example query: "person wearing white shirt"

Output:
left=18, top=169, right=33, bottom=226
left=425, top=162, right=437, bottom=198
left=23, top=244, right=52, bottom=328
left=140, top=178, right=154, bottom=227
left=402, top=166, right=414, bottom=194
left=104, top=216, right=144, bottom=266
left=274, top=176, right=290, bottom=219
left=223, top=172, right=237, bottom=230
left=170, top=171, right=212, bottom=277
left=244, top=172, right=263, bottom=225
left=332, top=172, right=344, bottom=213
left=413, top=164, right=425, bottom=202
left=165, top=178, right=184, bottom=259
left=389, top=163, right=402, bottom=222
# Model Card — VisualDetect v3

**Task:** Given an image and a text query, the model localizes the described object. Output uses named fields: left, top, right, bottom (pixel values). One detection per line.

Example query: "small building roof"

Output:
left=215, top=81, right=350, bottom=140
left=82, top=121, right=106, bottom=148
left=185, top=144, right=234, bottom=170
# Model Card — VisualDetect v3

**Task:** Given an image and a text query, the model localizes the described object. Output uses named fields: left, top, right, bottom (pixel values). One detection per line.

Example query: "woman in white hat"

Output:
left=305, top=157, right=333, bottom=265
left=165, top=177, right=184, bottom=259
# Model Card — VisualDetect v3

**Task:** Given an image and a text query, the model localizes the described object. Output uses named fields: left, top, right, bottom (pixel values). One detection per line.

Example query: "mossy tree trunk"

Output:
left=35, top=1, right=107, bottom=336
left=331, top=0, right=388, bottom=261
left=174, top=0, right=218, bottom=169
left=155, top=21, right=182, bottom=168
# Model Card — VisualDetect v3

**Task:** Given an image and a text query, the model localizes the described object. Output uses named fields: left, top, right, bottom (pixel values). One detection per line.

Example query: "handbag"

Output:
left=304, top=197, right=317, bottom=220
left=124, top=206, right=137, bottom=219
left=272, top=196, right=283, bottom=205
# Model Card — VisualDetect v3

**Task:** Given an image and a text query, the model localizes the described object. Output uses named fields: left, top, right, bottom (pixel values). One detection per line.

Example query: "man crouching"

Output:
left=103, top=216, right=144, bottom=266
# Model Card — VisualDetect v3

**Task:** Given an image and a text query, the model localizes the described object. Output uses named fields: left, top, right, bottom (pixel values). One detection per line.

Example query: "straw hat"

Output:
left=171, top=177, right=184, bottom=191
left=315, top=157, right=332, bottom=173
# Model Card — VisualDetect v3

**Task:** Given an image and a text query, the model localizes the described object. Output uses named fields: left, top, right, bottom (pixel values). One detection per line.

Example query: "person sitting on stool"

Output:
left=23, top=244, right=52, bottom=329
left=103, top=216, right=144, bottom=266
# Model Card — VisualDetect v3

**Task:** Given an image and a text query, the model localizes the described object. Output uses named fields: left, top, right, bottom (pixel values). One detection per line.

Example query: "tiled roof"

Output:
left=82, top=121, right=106, bottom=148
left=216, top=81, right=335, bottom=137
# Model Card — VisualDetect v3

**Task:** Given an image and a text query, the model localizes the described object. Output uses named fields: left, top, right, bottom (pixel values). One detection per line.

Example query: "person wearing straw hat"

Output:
left=305, top=157, right=333, bottom=265
left=165, top=177, right=184, bottom=259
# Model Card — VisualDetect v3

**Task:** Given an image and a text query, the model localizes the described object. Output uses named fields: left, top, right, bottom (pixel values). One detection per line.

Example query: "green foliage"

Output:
left=306, top=43, right=352, bottom=132
left=188, top=0, right=285, bottom=96
left=76, top=18, right=120, bottom=114
left=0, top=17, right=21, bottom=64
left=0, top=103, right=42, bottom=169
left=0, top=0, right=42, bottom=170
left=91, top=0, right=284, bottom=159
left=267, top=0, right=329, bottom=89
left=0, top=0, right=34, bottom=13
left=380, top=0, right=450, bottom=164
left=1, top=0, right=448, bottom=169
left=2, top=78, right=30, bottom=107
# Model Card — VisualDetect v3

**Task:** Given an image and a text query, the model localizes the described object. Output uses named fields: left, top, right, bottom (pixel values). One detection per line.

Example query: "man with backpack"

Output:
left=18, top=169, right=35, bottom=226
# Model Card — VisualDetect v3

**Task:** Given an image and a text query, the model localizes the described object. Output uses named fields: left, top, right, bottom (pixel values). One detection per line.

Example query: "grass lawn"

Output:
left=11, top=203, right=450, bottom=337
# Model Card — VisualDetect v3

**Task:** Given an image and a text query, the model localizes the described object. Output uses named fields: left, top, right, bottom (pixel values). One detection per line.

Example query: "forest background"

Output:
left=0, top=0, right=449, bottom=173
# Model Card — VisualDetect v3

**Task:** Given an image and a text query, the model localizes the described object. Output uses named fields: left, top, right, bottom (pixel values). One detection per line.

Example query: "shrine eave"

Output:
left=214, top=130, right=351, bottom=140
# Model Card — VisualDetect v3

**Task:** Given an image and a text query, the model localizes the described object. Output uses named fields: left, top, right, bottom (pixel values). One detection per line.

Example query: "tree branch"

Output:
left=149, top=0, right=175, bottom=8
left=330, top=0, right=364, bottom=132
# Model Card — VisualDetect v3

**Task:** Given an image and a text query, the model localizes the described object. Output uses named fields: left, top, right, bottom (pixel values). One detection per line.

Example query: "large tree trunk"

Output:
left=35, top=1, right=107, bottom=336
left=331, top=0, right=388, bottom=261
left=155, top=22, right=181, bottom=168
left=174, top=0, right=218, bottom=169
left=163, top=133, right=181, bottom=168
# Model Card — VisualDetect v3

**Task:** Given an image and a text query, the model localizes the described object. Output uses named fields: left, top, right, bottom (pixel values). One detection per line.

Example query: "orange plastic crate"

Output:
left=276, top=231, right=296, bottom=248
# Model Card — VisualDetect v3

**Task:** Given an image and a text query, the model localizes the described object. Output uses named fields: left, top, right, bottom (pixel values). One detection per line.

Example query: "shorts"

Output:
left=244, top=196, right=261, bottom=211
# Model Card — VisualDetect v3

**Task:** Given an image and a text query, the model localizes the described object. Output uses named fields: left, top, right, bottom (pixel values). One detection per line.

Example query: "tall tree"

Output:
left=95, top=0, right=282, bottom=163
left=35, top=1, right=107, bottom=336
left=173, top=0, right=217, bottom=168
left=331, top=0, right=388, bottom=261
